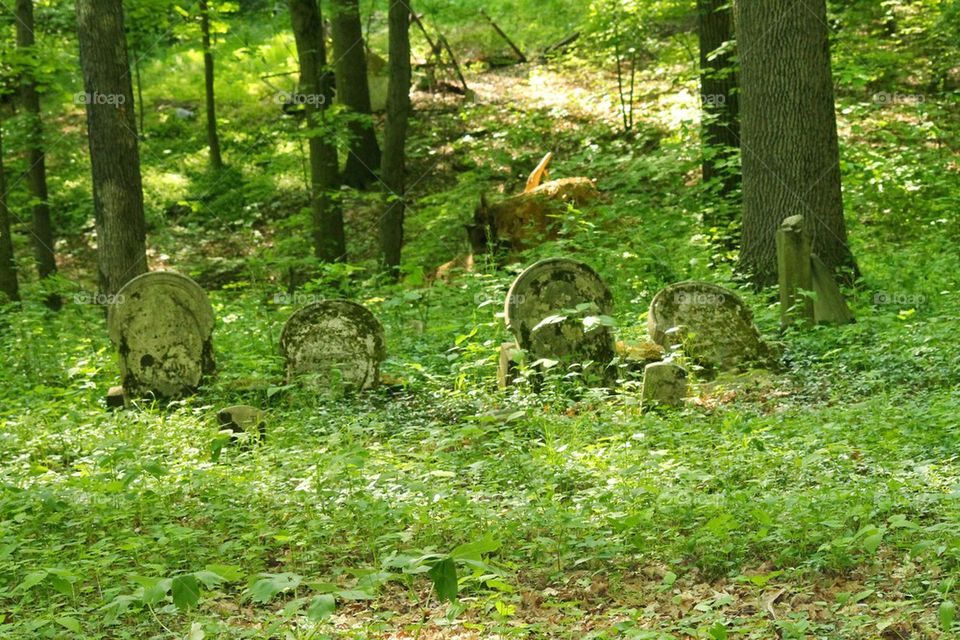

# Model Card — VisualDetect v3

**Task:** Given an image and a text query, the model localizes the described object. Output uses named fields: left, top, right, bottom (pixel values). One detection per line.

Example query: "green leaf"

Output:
left=531, top=314, right=567, bottom=332
left=19, top=570, right=47, bottom=592
left=451, top=535, right=501, bottom=561
left=205, top=564, right=244, bottom=582
left=55, top=617, right=81, bottom=633
left=428, top=557, right=458, bottom=603
left=940, top=600, right=956, bottom=631
left=171, top=575, right=200, bottom=610
left=307, top=594, right=336, bottom=621
left=249, top=573, right=301, bottom=604
left=193, top=571, right=226, bottom=589
left=863, top=533, right=883, bottom=554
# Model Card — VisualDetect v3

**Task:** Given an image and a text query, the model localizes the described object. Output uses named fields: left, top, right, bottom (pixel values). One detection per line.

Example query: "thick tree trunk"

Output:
left=200, top=0, right=223, bottom=170
left=0, top=121, right=20, bottom=303
left=289, top=0, right=346, bottom=262
left=379, top=0, right=411, bottom=274
left=15, top=0, right=58, bottom=306
left=697, top=0, right=740, bottom=198
left=331, top=0, right=381, bottom=188
left=76, top=0, right=148, bottom=298
left=736, top=0, right=857, bottom=286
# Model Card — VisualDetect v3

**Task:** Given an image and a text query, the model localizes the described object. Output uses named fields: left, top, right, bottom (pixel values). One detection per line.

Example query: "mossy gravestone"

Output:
left=107, top=272, right=215, bottom=398
left=648, top=281, right=772, bottom=371
left=504, top=258, right=615, bottom=384
left=280, top=300, right=386, bottom=393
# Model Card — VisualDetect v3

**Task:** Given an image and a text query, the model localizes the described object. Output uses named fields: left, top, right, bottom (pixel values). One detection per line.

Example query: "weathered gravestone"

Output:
left=503, top=258, right=616, bottom=385
left=641, top=361, right=688, bottom=408
left=217, top=405, right=266, bottom=444
left=280, top=300, right=386, bottom=393
left=648, top=281, right=772, bottom=371
left=107, top=271, right=215, bottom=398
left=811, top=254, right=854, bottom=324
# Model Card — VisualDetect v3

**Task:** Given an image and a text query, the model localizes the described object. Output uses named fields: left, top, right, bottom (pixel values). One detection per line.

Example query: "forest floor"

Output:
left=2, top=15, right=960, bottom=640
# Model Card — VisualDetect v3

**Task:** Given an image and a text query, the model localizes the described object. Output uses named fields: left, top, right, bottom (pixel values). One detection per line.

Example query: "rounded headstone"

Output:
left=505, top=258, right=615, bottom=371
left=280, top=300, right=386, bottom=393
left=107, top=271, right=215, bottom=398
left=647, top=281, right=771, bottom=370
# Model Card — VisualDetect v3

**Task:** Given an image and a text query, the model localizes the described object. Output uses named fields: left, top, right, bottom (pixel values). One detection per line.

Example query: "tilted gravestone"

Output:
left=503, top=258, right=616, bottom=384
left=107, top=271, right=216, bottom=398
left=648, top=281, right=772, bottom=371
left=280, top=300, right=386, bottom=393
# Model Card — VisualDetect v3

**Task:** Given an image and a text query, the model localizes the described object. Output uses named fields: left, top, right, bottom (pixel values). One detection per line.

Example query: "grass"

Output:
left=2, top=1, right=960, bottom=638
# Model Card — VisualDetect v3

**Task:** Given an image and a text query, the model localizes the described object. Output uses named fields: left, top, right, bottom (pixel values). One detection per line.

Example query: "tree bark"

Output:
left=736, top=0, right=857, bottom=286
left=379, top=0, right=411, bottom=274
left=289, top=0, right=346, bottom=262
left=697, top=0, right=740, bottom=198
left=331, top=0, right=381, bottom=188
left=200, top=0, right=223, bottom=170
left=76, top=0, right=148, bottom=298
left=0, top=120, right=20, bottom=303
left=15, top=0, right=58, bottom=306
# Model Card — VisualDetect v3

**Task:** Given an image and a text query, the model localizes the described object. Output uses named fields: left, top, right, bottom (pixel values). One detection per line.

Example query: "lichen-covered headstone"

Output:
left=280, top=300, right=386, bottom=393
left=648, top=281, right=771, bottom=371
left=108, top=271, right=215, bottom=398
left=505, top=258, right=615, bottom=382
left=641, top=361, right=687, bottom=408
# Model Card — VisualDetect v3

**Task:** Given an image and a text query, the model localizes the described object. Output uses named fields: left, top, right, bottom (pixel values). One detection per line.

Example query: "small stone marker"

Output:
left=107, top=271, right=216, bottom=398
left=641, top=361, right=687, bottom=408
left=497, top=341, right=521, bottom=389
left=811, top=254, right=854, bottom=324
left=280, top=300, right=386, bottom=393
left=217, top=405, right=266, bottom=443
left=648, top=281, right=771, bottom=371
left=504, top=258, right=616, bottom=384
left=776, top=214, right=814, bottom=327
left=105, top=385, right=127, bottom=409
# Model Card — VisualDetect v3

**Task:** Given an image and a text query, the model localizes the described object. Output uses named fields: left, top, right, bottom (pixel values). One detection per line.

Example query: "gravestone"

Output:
left=811, top=254, right=854, bottom=324
left=504, top=258, right=615, bottom=383
left=107, top=271, right=215, bottom=398
left=648, top=281, right=771, bottom=371
left=776, top=214, right=814, bottom=327
left=217, top=405, right=266, bottom=444
left=280, top=300, right=386, bottom=393
left=642, top=361, right=687, bottom=408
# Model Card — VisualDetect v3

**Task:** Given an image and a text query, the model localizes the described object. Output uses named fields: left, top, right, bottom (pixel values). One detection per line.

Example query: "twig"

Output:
left=479, top=9, right=527, bottom=63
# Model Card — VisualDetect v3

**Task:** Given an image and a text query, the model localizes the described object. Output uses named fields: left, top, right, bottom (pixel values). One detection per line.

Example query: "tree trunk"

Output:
left=75, top=0, right=148, bottom=298
left=331, top=0, right=381, bottom=188
left=200, top=0, right=224, bottom=170
left=289, top=0, right=346, bottom=262
left=697, top=0, right=740, bottom=198
left=0, top=120, right=20, bottom=303
left=15, top=0, right=58, bottom=307
left=736, top=0, right=857, bottom=286
left=379, top=0, right=411, bottom=274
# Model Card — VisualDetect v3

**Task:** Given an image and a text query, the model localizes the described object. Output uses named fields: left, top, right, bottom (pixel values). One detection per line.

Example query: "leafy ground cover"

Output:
left=2, top=4, right=960, bottom=639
